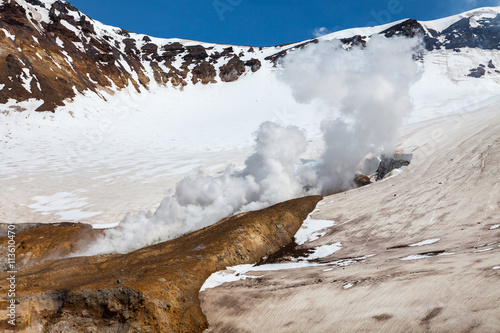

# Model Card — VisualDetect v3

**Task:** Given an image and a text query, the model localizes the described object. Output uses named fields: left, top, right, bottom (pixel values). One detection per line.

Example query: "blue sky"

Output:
left=68, top=0, right=500, bottom=46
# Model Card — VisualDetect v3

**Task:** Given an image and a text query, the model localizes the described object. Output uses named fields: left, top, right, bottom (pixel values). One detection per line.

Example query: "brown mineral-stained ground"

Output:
left=200, top=105, right=500, bottom=332
left=0, top=1, right=264, bottom=111
left=0, top=196, right=321, bottom=332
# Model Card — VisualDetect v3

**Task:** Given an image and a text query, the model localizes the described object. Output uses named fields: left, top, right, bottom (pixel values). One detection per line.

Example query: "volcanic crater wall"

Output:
left=0, top=196, right=322, bottom=332
left=0, top=0, right=263, bottom=111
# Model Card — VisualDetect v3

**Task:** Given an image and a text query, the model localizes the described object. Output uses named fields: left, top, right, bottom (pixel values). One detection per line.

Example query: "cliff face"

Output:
left=0, top=0, right=263, bottom=111
left=0, top=196, right=322, bottom=332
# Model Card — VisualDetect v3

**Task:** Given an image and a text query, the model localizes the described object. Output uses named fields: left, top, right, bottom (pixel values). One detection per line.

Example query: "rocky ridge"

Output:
left=0, top=0, right=264, bottom=111
left=0, top=196, right=321, bottom=332
left=1, top=1, right=500, bottom=111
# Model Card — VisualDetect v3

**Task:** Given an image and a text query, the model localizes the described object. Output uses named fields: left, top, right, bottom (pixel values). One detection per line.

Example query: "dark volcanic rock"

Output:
left=116, top=29, right=130, bottom=37
left=0, top=1, right=263, bottom=112
left=1, top=2, right=29, bottom=27
left=377, top=13, right=500, bottom=52
left=161, top=42, right=185, bottom=61
left=141, top=43, right=158, bottom=54
left=183, top=45, right=209, bottom=62
left=168, top=70, right=187, bottom=87
left=265, top=39, right=318, bottom=65
left=123, top=38, right=139, bottom=58
left=380, top=19, right=428, bottom=56
left=376, top=154, right=412, bottom=180
left=2, top=0, right=498, bottom=113
left=468, top=66, right=486, bottom=78
left=162, top=42, right=184, bottom=52
left=245, top=58, right=262, bottom=72
left=192, top=61, right=217, bottom=84
left=0, top=222, right=92, bottom=237
left=25, top=0, right=46, bottom=7
left=381, top=19, right=426, bottom=38
left=340, top=35, right=367, bottom=48
left=78, top=15, right=95, bottom=34
left=433, top=15, right=500, bottom=50
left=219, top=56, right=246, bottom=82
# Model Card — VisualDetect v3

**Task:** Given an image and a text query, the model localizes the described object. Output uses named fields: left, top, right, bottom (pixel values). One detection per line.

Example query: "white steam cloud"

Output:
left=78, top=122, right=312, bottom=255
left=280, top=35, right=422, bottom=191
left=78, top=35, right=421, bottom=256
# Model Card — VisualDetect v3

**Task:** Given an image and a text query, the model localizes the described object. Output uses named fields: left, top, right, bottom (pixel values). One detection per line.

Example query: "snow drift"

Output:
left=77, top=36, right=421, bottom=256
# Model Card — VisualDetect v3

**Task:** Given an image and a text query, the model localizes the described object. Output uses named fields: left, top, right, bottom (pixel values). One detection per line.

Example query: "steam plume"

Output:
left=77, top=35, right=421, bottom=256
left=280, top=35, right=422, bottom=192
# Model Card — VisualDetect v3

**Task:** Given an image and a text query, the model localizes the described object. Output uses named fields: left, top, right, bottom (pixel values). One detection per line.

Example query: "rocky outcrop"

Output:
left=219, top=56, right=245, bottom=82
left=340, top=35, right=367, bottom=48
left=376, top=153, right=412, bottom=180
left=2, top=1, right=500, bottom=112
left=245, top=58, right=261, bottom=72
left=354, top=174, right=372, bottom=187
left=191, top=61, right=217, bottom=84
left=0, top=196, right=322, bottom=332
left=265, top=39, right=318, bottom=65
left=435, top=15, right=500, bottom=50
left=0, top=223, right=102, bottom=271
left=0, top=222, right=90, bottom=237
left=266, top=12, right=500, bottom=65
left=381, top=19, right=425, bottom=38
left=468, top=66, right=487, bottom=78
left=0, top=0, right=264, bottom=111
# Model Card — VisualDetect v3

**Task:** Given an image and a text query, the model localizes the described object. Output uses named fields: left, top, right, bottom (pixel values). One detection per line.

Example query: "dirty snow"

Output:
left=401, top=252, right=454, bottom=261
left=474, top=248, right=494, bottom=253
left=294, top=211, right=336, bottom=245
left=304, top=243, right=342, bottom=260
left=408, top=238, right=441, bottom=247
left=200, top=265, right=258, bottom=292
left=201, top=254, right=375, bottom=291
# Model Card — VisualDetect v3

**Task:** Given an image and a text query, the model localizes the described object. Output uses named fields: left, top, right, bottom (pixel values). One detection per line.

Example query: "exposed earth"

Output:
left=199, top=103, right=500, bottom=332
left=0, top=196, right=321, bottom=332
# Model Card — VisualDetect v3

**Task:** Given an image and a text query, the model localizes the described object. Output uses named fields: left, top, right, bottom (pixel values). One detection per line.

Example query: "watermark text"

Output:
left=6, top=225, right=17, bottom=326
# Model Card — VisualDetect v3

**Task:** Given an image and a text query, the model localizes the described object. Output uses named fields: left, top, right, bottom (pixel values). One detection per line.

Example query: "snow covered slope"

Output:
left=1, top=1, right=500, bottom=225
left=1, top=0, right=498, bottom=113
left=200, top=96, right=500, bottom=333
